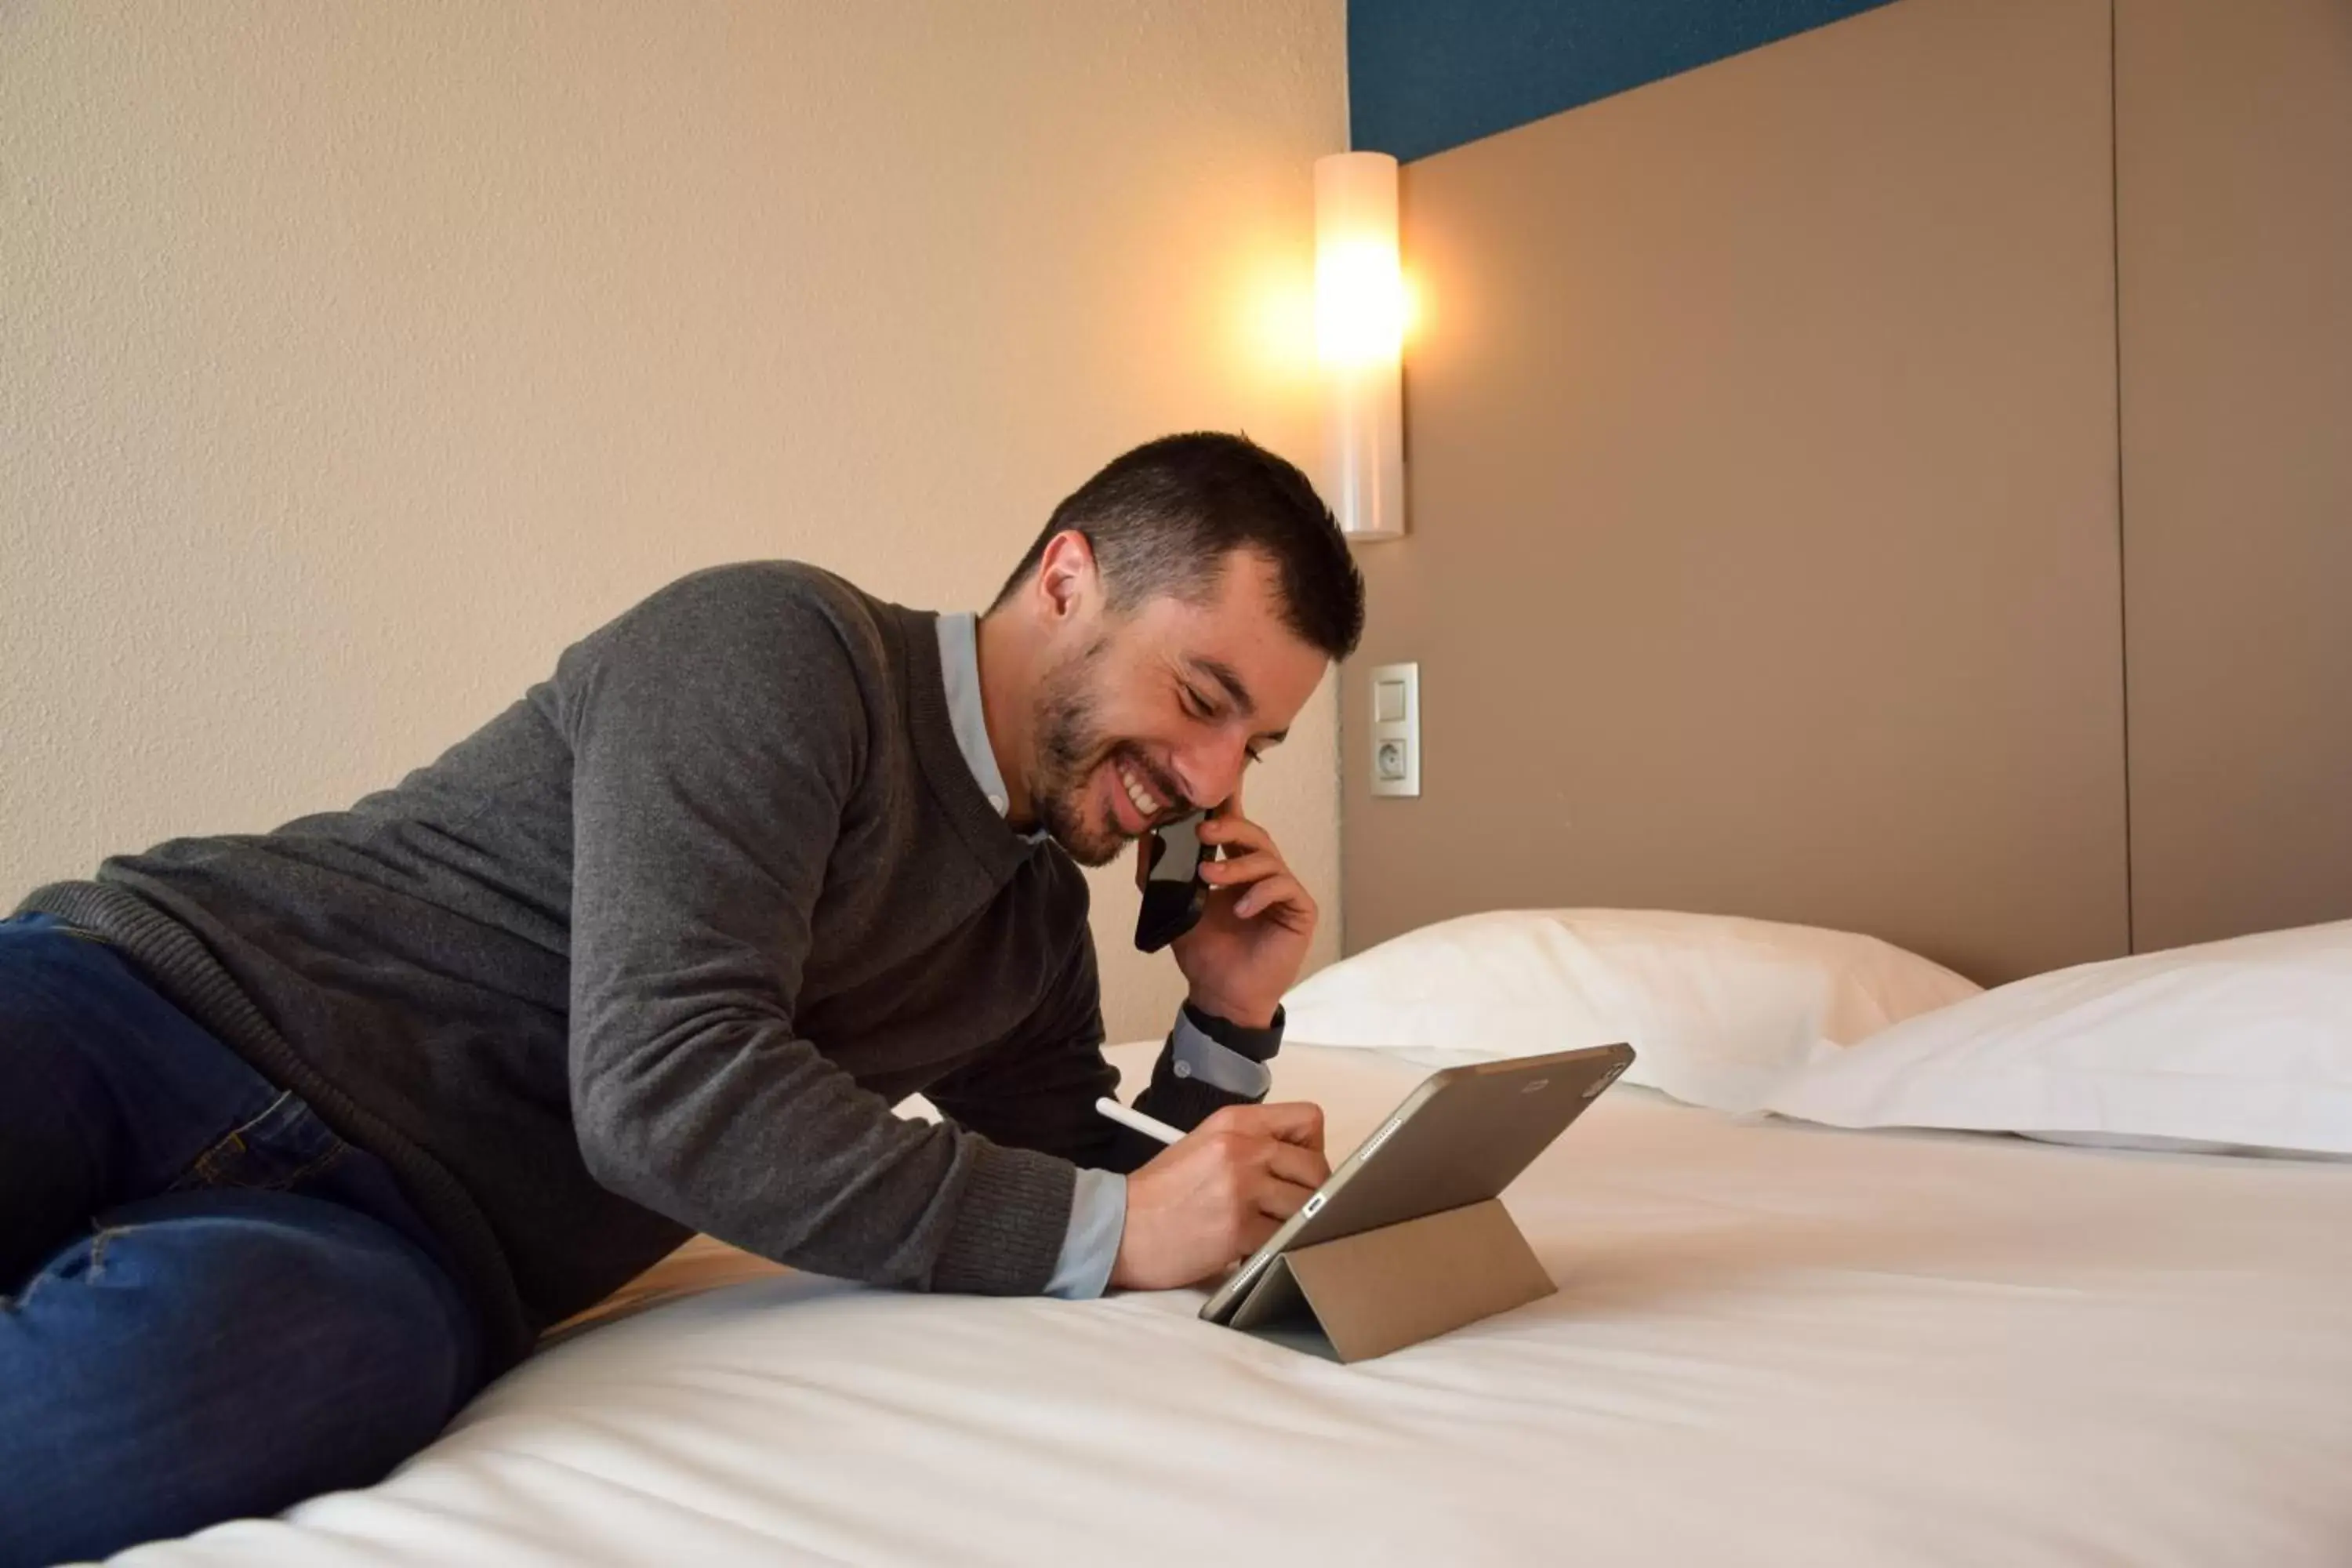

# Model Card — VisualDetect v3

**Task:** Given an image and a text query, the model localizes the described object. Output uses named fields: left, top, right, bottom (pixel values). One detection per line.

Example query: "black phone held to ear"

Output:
left=1134, top=811, right=1213, bottom=953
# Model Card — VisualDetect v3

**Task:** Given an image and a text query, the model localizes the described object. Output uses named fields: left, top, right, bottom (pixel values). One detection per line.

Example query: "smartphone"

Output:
left=1134, top=810, right=1213, bottom=953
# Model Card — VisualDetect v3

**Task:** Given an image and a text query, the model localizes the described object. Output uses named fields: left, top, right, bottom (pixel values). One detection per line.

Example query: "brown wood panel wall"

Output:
left=1340, top=0, right=2130, bottom=985
left=2115, top=0, right=2352, bottom=951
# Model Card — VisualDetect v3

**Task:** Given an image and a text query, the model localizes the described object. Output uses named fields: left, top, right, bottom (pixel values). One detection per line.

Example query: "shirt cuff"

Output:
left=1044, top=1165, right=1126, bottom=1299
left=1167, top=1003, right=1281, bottom=1099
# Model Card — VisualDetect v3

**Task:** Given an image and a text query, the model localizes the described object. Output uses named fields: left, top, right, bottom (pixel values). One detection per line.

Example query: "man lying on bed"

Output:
left=0, top=432, right=1363, bottom=1565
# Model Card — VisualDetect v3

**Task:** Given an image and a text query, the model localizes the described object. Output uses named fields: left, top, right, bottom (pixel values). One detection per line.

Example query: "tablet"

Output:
left=1199, top=1042, right=1635, bottom=1326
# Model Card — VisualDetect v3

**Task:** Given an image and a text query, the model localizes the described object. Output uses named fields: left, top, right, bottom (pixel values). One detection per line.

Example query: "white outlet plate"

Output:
left=1368, top=661, right=1420, bottom=797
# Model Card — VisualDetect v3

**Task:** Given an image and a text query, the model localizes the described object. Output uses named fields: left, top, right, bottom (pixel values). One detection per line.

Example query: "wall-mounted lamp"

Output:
left=1315, top=151, right=1406, bottom=543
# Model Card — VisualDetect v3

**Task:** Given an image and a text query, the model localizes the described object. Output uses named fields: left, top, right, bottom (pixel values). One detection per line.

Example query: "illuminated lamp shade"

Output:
left=1315, top=151, right=1406, bottom=543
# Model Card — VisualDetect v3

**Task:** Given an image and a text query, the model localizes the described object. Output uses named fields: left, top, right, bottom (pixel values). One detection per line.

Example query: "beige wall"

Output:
left=0, top=1, right=1345, bottom=1042
left=1344, top=0, right=2130, bottom=985
left=2116, top=0, right=2352, bottom=951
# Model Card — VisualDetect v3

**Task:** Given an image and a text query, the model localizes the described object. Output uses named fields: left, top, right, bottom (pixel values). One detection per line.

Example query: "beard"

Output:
left=1029, top=638, right=1185, bottom=867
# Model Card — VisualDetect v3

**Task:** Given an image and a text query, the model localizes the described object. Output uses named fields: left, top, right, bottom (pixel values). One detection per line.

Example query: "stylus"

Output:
left=1093, top=1096, right=1184, bottom=1145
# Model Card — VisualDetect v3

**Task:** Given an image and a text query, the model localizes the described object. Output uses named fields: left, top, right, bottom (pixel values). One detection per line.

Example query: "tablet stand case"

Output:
left=1221, top=1198, right=1555, bottom=1363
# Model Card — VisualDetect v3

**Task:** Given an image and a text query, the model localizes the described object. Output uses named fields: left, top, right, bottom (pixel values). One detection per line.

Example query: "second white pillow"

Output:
left=1763, top=920, right=2352, bottom=1156
left=1280, top=909, right=1978, bottom=1112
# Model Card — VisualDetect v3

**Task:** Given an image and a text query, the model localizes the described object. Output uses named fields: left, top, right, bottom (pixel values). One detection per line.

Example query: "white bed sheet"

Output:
left=111, top=1043, right=2352, bottom=1566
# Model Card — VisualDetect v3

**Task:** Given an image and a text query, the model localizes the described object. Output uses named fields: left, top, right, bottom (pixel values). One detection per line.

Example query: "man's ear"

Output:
left=1033, top=529, right=1098, bottom=625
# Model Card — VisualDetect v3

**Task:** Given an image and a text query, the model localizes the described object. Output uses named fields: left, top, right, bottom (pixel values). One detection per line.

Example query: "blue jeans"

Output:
left=0, top=912, right=487, bottom=1566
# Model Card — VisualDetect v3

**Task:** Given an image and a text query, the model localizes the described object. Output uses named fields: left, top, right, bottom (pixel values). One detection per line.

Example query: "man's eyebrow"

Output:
left=1187, top=656, right=1257, bottom=719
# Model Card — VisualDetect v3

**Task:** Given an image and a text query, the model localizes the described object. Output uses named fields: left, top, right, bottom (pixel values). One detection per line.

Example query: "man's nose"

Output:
left=1172, top=737, right=1250, bottom=812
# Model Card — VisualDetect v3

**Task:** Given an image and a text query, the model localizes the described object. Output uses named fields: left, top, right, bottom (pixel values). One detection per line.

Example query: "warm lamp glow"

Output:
left=1316, top=238, right=1407, bottom=368
left=1315, top=151, right=1405, bottom=542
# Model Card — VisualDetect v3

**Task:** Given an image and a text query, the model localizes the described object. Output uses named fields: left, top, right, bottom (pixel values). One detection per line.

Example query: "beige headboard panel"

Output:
left=2114, top=0, right=2352, bottom=953
left=1341, top=0, right=2131, bottom=985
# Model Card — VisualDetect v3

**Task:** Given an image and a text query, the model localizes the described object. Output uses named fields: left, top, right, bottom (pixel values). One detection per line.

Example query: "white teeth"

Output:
left=1118, top=761, right=1160, bottom=816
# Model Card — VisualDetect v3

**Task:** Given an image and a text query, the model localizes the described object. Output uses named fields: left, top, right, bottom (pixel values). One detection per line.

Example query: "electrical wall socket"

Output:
left=1368, top=661, right=1419, bottom=797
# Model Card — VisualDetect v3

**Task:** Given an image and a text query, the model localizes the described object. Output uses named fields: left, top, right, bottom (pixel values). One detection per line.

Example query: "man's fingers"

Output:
left=1248, top=1171, right=1319, bottom=1225
left=1200, top=849, right=1283, bottom=886
left=1214, top=1098, right=1325, bottom=1152
left=1200, top=814, right=1272, bottom=856
left=1199, top=849, right=1314, bottom=920
left=1261, top=1137, right=1331, bottom=1196
left=1234, top=873, right=1313, bottom=925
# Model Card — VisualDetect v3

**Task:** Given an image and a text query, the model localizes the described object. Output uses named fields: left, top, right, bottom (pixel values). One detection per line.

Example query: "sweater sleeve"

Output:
left=557, top=567, right=1073, bottom=1294
left=924, top=933, right=1279, bottom=1178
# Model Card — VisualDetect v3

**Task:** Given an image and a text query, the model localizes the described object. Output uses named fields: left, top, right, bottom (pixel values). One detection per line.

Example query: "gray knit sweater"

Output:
left=22, top=563, right=1230, bottom=1367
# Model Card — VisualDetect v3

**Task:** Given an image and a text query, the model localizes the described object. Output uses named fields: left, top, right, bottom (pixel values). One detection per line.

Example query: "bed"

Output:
left=110, top=1036, right=2352, bottom=1566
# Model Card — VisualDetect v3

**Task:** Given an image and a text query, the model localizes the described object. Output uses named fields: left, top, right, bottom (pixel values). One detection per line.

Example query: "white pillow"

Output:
left=1763, top=920, right=2352, bottom=1156
left=1279, top=909, right=1979, bottom=1112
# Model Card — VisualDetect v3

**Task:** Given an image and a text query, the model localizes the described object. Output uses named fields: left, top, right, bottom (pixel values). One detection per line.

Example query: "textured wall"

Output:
left=0, top=0, right=1345, bottom=1044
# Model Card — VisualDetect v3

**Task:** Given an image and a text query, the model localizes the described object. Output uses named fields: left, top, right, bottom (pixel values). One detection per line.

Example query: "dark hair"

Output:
left=990, top=432, right=1365, bottom=660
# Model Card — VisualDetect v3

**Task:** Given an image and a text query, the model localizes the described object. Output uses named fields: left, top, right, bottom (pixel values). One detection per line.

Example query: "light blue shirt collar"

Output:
left=935, top=612, right=1051, bottom=845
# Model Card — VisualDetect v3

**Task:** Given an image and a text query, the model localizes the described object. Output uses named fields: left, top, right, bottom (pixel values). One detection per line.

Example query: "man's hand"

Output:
left=1157, top=782, right=1316, bottom=1029
left=1109, top=1102, right=1329, bottom=1291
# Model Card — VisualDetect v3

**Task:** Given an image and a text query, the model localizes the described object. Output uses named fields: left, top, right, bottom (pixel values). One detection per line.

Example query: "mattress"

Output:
left=111, top=1042, right=2352, bottom=1566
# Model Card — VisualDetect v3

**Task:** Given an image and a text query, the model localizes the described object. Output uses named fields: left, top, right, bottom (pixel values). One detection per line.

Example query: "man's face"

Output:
left=1029, top=549, right=1328, bottom=867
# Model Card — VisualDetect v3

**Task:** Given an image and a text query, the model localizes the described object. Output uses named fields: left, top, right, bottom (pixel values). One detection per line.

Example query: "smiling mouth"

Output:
left=1116, top=755, right=1174, bottom=824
